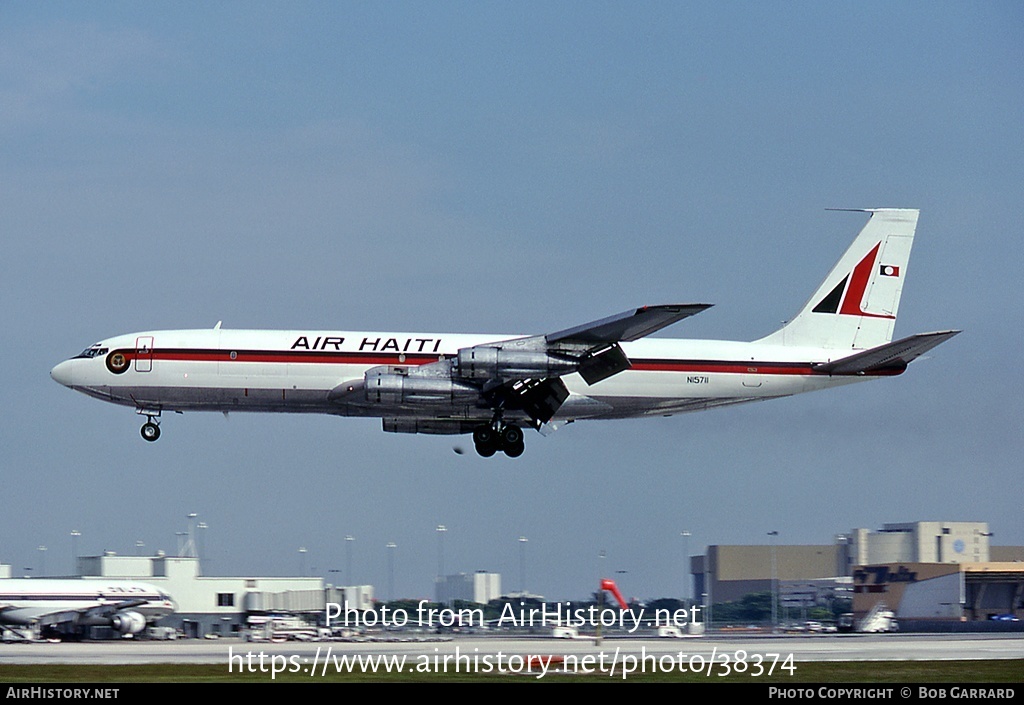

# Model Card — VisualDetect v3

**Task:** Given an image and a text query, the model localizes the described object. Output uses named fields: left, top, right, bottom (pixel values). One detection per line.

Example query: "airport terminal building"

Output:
left=76, top=554, right=372, bottom=637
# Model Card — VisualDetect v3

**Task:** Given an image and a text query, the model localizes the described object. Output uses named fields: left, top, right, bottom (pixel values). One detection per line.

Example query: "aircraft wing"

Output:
left=0, top=602, right=51, bottom=623
left=479, top=303, right=712, bottom=387
left=33, top=598, right=155, bottom=637
left=456, top=304, right=712, bottom=422
left=1, top=598, right=151, bottom=628
left=333, top=304, right=713, bottom=427
left=812, top=330, right=961, bottom=375
left=81, top=598, right=149, bottom=618
left=546, top=304, right=713, bottom=345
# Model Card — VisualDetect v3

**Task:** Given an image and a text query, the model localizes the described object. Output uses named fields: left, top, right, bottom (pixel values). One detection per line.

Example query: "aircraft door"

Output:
left=135, top=336, right=154, bottom=372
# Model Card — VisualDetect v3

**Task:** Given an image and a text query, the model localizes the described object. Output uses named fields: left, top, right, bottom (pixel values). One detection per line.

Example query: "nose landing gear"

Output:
left=140, top=420, right=160, bottom=442
left=137, top=409, right=162, bottom=442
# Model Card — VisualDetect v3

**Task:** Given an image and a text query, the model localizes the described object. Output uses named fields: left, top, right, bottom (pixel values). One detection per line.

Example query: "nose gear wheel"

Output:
left=140, top=421, right=160, bottom=442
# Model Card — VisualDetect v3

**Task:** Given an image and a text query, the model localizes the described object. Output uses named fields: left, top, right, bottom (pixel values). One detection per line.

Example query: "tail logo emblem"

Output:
left=811, top=242, right=896, bottom=319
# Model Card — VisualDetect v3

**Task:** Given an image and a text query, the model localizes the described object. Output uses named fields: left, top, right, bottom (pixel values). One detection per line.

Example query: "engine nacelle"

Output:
left=110, top=610, right=147, bottom=635
left=365, top=369, right=479, bottom=405
left=456, top=347, right=576, bottom=381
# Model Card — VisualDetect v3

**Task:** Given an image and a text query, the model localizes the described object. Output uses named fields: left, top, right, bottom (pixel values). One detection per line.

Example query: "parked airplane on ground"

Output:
left=51, top=209, right=958, bottom=458
left=0, top=579, right=175, bottom=639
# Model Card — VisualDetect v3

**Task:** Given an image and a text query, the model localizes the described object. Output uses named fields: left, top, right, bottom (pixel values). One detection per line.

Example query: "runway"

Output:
left=2, top=633, right=1022, bottom=666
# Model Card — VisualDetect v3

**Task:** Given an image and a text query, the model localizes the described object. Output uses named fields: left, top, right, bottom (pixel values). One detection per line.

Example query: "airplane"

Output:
left=51, top=209, right=959, bottom=458
left=0, top=579, right=175, bottom=640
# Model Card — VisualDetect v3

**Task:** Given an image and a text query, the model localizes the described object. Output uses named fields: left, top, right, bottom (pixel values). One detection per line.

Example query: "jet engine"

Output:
left=456, top=347, right=576, bottom=381
left=365, top=368, right=479, bottom=405
left=110, top=610, right=147, bottom=635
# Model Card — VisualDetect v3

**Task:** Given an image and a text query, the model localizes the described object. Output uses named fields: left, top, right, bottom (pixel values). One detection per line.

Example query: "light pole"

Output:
left=298, top=547, right=308, bottom=576
left=436, top=525, right=447, bottom=578
left=680, top=530, right=691, bottom=604
left=386, top=542, right=397, bottom=601
left=518, top=536, right=528, bottom=593
left=345, top=535, right=354, bottom=586
left=197, top=522, right=208, bottom=575
left=706, top=549, right=714, bottom=632
left=184, top=513, right=198, bottom=558
left=702, top=591, right=709, bottom=631
left=70, top=530, right=81, bottom=575
left=37, top=545, right=47, bottom=576
left=768, top=530, right=779, bottom=633
left=596, top=549, right=607, bottom=644
left=436, top=526, right=448, bottom=606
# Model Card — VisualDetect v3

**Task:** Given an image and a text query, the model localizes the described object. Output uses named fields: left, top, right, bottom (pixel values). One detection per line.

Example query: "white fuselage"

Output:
left=50, top=328, right=889, bottom=426
left=0, top=579, right=175, bottom=627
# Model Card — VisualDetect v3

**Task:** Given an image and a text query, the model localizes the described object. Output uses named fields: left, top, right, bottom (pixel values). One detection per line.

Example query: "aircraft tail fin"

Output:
left=758, top=209, right=919, bottom=350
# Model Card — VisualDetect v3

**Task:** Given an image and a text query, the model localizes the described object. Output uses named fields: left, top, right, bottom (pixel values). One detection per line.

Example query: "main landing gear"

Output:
left=472, top=422, right=525, bottom=458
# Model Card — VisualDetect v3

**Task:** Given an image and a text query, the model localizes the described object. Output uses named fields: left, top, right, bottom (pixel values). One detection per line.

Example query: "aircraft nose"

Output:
left=51, top=359, right=75, bottom=387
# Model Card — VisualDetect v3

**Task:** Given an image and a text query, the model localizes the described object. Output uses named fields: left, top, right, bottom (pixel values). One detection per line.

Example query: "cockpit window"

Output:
left=75, top=346, right=109, bottom=359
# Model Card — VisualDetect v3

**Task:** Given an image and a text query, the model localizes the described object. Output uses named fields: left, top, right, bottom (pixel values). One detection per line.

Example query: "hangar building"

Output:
left=691, top=521, right=1023, bottom=624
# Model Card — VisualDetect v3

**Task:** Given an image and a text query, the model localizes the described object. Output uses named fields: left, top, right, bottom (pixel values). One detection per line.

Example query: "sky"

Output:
left=1, top=1, right=1021, bottom=603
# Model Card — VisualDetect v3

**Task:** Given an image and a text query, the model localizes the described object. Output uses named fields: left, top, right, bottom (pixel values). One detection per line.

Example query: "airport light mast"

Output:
left=680, top=530, right=691, bottom=604
left=518, top=536, right=528, bottom=593
left=436, top=525, right=447, bottom=578
left=70, top=530, right=81, bottom=575
left=768, top=530, right=779, bottom=633
left=345, top=535, right=354, bottom=586
left=386, top=542, right=397, bottom=600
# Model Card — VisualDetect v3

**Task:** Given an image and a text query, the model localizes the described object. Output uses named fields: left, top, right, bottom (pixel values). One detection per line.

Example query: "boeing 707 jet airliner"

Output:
left=51, top=209, right=958, bottom=457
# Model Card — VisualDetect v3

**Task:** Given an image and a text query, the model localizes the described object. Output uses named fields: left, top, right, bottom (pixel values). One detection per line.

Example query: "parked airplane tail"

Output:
left=758, top=208, right=919, bottom=350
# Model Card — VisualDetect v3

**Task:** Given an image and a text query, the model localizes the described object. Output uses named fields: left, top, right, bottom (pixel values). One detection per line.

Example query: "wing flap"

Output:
left=577, top=343, right=631, bottom=384
left=813, top=330, right=961, bottom=375
left=506, top=378, right=570, bottom=425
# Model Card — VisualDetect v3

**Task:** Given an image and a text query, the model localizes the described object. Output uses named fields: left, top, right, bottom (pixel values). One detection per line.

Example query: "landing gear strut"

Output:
left=473, top=420, right=525, bottom=458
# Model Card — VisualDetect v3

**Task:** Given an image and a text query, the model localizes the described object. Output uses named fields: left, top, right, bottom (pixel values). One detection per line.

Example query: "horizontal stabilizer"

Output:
left=547, top=304, right=712, bottom=345
left=813, top=330, right=961, bottom=375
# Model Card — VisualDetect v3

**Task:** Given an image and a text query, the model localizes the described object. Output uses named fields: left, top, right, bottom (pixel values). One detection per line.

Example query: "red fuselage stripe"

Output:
left=107, top=348, right=902, bottom=376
